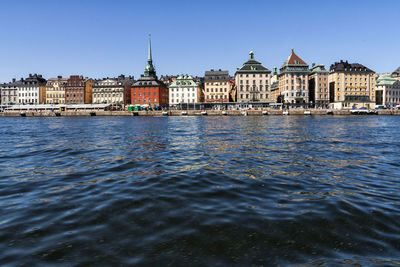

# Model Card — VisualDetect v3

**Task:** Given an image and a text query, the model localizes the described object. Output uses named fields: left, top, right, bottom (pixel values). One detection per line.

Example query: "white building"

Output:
left=19, top=74, right=47, bottom=104
left=375, top=75, right=400, bottom=107
left=235, top=51, right=271, bottom=103
left=168, top=75, right=201, bottom=106
left=1, top=78, right=22, bottom=105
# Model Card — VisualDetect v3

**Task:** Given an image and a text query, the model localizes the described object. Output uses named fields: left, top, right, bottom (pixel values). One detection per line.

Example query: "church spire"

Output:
left=144, top=34, right=156, bottom=77
left=148, top=34, right=152, bottom=63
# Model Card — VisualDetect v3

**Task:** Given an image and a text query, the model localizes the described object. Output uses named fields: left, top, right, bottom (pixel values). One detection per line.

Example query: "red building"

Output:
left=131, top=36, right=168, bottom=108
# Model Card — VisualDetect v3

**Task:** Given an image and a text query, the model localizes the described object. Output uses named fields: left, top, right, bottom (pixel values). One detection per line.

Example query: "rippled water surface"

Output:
left=0, top=116, right=399, bottom=266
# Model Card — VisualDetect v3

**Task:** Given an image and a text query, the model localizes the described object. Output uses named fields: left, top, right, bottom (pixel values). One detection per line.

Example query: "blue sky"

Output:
left=0, top=0, right=399, bottom=82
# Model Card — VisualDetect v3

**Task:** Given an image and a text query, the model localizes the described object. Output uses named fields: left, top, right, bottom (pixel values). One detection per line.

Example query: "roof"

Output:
left=132, top=75, right=165, bottom=87
left=330, top=60, right=374, bottom=73
left=235, top=51, right=271, bottom=74
left=169, top=75, right=199, bottom=88
left=376, top=75, right=399, bottom=86
left=204, top=69, right=229, bottom=81
left=309, top=63, right=329, bottom=74
left=392, top=66, right=400, bottom=76
left=281, top=49, right=308, bottom=68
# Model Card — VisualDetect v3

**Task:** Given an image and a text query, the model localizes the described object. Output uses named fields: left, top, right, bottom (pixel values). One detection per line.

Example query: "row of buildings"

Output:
left=2, top=38, right=400, bottom=109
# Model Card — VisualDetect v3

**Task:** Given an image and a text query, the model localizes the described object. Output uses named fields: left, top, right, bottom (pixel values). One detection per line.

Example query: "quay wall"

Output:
left=0, top=109, right=398, bottom=117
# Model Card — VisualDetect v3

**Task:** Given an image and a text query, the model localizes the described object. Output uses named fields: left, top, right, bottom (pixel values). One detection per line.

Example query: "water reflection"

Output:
left=0, top=116, right=399, bottom=265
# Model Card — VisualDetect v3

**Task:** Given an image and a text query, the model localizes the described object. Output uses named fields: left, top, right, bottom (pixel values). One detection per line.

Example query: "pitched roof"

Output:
left=282, top=49, right=308, bottom=68
left=392, top=66, right=400, bottom=76
left=376, top=75, right=399, bottom=86
left=235, top=51, right=271, bottom=74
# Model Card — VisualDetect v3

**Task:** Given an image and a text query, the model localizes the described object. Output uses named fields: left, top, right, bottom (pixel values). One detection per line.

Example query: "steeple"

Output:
left=144, top=34, right=156, bottom=77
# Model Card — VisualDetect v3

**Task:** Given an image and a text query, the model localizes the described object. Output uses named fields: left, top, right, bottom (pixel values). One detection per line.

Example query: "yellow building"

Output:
left=204, top=69, right=230, bottom=103
left=46, top=76, right=68, bottom=104
left=328, top=60, right=376, bottom=109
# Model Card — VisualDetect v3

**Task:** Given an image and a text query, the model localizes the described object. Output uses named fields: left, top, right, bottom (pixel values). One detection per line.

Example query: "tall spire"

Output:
left=148, top=34, right=152, bottom=63
left=144, top=34, right=156, bottom=77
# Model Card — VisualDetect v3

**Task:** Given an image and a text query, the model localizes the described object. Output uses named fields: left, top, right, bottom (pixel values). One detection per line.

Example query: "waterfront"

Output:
left=0, top=116, right=399, bottom=265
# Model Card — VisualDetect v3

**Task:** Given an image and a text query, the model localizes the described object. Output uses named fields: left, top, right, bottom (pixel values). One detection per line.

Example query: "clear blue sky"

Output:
left=1, top=0, right=399, bottom=82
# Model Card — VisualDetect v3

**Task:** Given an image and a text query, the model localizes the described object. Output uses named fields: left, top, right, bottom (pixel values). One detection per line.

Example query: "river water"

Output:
left=0, top=116, right=399, bottom=266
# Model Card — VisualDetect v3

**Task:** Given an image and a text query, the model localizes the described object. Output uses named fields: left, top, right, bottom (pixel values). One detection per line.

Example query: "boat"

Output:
left=20, top=112, right=26, bottom=117
left=326, top=110, right=334, bottom=115
left=282, top=111, right=289, bottom=115
left=304, top=110, right=311, bottom=115
left=181, top=111, right=188, bottom=116
left=201, top=111, right=207, bottom=116
left=162, top=111, right=169, bottom=116
left=262, top=110, right=268, bottom=115
left=241, top=111, right=248, bottom=116
left=221, top=111, right=227, bottom=116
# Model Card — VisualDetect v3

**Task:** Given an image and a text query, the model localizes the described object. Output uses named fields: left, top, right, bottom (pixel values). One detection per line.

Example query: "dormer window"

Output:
left=295, top=60, right=299, bottom=64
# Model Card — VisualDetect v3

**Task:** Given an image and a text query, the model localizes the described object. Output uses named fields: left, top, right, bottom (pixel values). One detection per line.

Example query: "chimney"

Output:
left=57, top=75, right=62, bottom=79
left=312, top=63, right=316, bottom=67
left=12, top=78, right=16, bottom=82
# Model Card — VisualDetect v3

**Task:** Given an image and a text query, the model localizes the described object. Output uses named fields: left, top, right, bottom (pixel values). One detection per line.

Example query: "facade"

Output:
left=1, top=78, right=23, bottom=105
left=328, top=60, right=376, bottom=109
left=131, top=37, right=168, bottom=107
left=168, top=75, right=202, bottom=106
left=84, top=78, right=94, bottom=104
left=308, top=63, right=329, bottom=107
left=65, top=75, right=85, bottom=104
left=269, top=67, right=279, bottom=102
left=278, top=49, right=310, bottom=105
left=204, top=69, right=230, bottom=103
left=46, top=76, right=68, bottom=104
left=375, top=75, right=400, bottom=107
left=235, top=51, right=271, bottom=103
left=18, top=74, right=47, bottom=104
left=392, top=67, right=400, bottom=80
left=92, top=77, right=124, bottom=105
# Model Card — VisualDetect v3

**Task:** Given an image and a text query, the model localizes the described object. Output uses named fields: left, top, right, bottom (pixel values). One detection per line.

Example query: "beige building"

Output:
left=309, top=63, right=329, bottom=108
left=328, top=60, right=376, bottom=109
left=375, top=75, right=400, bottom=107
left=204, top=69, right=230, bottom=103
left=235, top=51, right=271, bottom=103
left=92, top=78, right=124, bottom=105
left=278, top=49, right=310, bottom=105
left=46, top=76, right=67, bottom=104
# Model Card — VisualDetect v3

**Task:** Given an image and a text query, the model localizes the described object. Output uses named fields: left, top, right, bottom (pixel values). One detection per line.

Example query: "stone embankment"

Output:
left=1, top=109, right=399, bottom=117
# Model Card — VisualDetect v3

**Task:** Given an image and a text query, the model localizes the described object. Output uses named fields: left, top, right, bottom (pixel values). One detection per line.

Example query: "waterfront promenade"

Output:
left=1, top=109, right=399, bottom=117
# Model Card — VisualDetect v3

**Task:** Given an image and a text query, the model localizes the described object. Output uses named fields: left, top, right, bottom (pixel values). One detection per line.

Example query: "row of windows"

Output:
left=171, top=93, right=195, bottom=97
left=239, top=74, right=269, bottom=78
left=239, top=80, right=269, bottom=85
left=133, top=92, right=157, bottom=97
left=47, top=94, right=65, bottom=98
left=171, top=99, right=196, bottom=103
left=285, top=92, right=306, bottom=97
left=239, top=85, right=268, bottom=91
left=206, top=95, right=228, bottom=99
left=66, top=94, right=83, bottom=98
left=132, top=87, right=156, bottom=90
left=19, top=93, right=38, bottom=97
left=285, top=86, right=306, bottom=90
left=206, top=88, right=227, bottom=93
left=46, top=100, right=65, bottom=103
left=93, top=93, right=123, bottom=98
left=93, top=88, right=123, bottom=93
left=205, top=82, right=228, bottom=86
left=19, top=87, right=39, bottom=91
left=240, top=94, right=269, bottom=99
left=132, top=98, right=158, bottom=103
left=170, top=88, right=196, bottom=92
left=19, top=99, right=38, bottom=103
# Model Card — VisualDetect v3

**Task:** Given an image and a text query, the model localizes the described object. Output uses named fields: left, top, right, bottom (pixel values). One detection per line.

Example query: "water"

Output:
left=0, top=116, right=399, bottom=266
